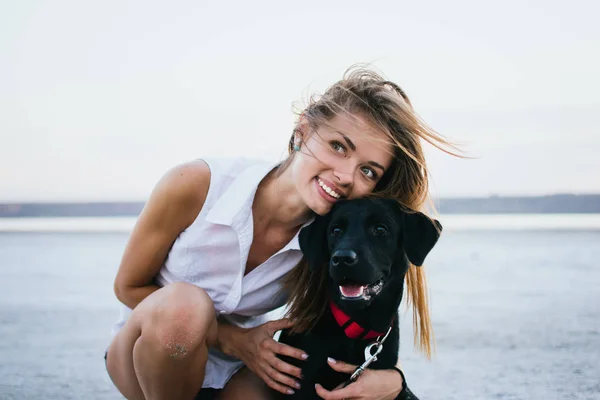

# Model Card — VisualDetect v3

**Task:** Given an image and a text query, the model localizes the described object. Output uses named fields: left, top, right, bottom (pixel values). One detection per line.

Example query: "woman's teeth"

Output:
left=318, top=178, right=341, bottom=199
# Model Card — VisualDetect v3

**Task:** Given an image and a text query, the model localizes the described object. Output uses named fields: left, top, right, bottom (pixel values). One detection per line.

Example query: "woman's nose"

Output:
left=333, top=169, right=353, bottom=186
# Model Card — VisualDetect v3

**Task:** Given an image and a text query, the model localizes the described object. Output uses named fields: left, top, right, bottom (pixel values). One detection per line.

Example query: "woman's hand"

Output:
left=221, top=318, right=309, bottom=395
left=314, top=358, right=403, bottom=400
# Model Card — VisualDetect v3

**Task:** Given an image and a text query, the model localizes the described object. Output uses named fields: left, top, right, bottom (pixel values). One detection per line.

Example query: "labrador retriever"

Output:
left=275, top=197, right=442, bottom=399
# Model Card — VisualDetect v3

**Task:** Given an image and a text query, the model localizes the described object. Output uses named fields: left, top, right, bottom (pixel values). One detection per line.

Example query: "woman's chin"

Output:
left=304, top=196, right=332, bottom=216
left=312, top=206, right=331, bottom=216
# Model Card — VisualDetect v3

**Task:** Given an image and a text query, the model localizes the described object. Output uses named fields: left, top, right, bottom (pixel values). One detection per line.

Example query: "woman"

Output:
left=105, top=66, right=456, bottom=400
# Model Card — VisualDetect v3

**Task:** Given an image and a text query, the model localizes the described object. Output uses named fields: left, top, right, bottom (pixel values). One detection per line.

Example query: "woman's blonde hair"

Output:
left=281, top=65, right=460, bottom=359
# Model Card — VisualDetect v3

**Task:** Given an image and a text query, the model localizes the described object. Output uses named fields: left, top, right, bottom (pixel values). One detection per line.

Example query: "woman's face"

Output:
left=291, top=113, right=394, bottom=215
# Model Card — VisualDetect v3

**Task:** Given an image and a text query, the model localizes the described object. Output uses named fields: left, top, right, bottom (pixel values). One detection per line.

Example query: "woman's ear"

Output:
left=295, top=114, right=311, bottom=139
left=298, top=214, right=331, bottom=271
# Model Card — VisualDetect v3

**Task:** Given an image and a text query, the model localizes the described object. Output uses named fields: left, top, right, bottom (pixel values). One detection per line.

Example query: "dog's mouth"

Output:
left=338, top=279, right=384, bottom=301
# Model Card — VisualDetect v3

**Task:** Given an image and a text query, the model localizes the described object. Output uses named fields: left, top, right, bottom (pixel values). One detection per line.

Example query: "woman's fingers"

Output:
left=262, top=373, right=297, bottom=395
left=246, top=320, right=310, bottom=394
left=315, top=382, right=361, bottom=399
left=265, top=365, right=301, bottom=392
left=326, top=357, right=357, bottom=374
left=270, top=340, right=309, bottom=361
left=270, top=354, right=303, bottom=379
left=262, top=339, right=304, bottom=379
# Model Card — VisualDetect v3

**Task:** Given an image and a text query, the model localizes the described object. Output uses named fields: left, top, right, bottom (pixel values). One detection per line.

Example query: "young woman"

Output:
left=105, top=66, right=456, bottom=400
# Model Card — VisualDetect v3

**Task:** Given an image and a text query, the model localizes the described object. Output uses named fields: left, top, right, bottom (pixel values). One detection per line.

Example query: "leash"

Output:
left=327, top=299, right=396, bottom=387
left=342, top=324, right=393, bottom=387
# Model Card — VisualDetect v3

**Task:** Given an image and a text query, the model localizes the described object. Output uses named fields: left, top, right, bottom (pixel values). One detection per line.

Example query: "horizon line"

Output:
left=1, top=192, right=600, bottom=204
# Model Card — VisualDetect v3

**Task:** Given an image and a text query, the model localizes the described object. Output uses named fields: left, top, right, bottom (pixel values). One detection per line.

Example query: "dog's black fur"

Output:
left=275, top=198, right=442, bottom=399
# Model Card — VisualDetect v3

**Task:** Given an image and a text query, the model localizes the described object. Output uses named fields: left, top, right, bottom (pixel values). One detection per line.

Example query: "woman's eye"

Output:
left=360, top=166, right=377, bottom=179
left=372, top=225, right=388, bottom=236
left=330, top=226, right=343, bottom=237
left=330, top=141, right=346, bottom=155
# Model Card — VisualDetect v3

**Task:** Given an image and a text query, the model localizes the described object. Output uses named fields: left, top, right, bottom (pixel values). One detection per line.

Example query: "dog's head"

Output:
left=299, top=198, right=442, bottom=309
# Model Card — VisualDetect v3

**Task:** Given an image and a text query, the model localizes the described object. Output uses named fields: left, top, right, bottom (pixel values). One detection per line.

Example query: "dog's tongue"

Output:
left=340, top=284, right=366, bottom=298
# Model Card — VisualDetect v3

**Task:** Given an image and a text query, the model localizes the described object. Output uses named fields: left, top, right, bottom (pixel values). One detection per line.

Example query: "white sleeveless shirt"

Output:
left=110, top=157, right=311, bottom=388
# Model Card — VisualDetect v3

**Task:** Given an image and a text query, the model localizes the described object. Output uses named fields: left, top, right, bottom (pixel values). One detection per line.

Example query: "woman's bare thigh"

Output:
left=219, top=367, right=272, bottom=400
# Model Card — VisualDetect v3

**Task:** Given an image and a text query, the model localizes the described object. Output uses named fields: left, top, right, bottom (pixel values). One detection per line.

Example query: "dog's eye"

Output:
left=372, top=224, right=388, bottom=236
left=330, top=226, right=343, bottom=237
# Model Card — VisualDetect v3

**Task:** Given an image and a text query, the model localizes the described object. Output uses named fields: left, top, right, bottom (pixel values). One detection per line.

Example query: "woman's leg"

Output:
left=106, top=282, right=218, bottom=400
left=219, top=367, right=272, bottom=400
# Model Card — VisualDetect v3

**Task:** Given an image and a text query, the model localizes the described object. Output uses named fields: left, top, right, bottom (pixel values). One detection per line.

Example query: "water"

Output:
left=2, top=214, right=600, bottom=232
left=0, top=220, right=599, bottom=399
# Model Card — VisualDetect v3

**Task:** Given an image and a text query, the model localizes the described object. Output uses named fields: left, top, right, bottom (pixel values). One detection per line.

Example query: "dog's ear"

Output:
left=299, top=214, right=331, bottom=271
left=402, top=211, right=442, bottom=267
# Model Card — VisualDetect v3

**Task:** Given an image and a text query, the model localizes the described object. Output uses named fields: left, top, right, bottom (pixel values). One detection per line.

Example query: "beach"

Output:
left=1, top=219, right=599, bottom=399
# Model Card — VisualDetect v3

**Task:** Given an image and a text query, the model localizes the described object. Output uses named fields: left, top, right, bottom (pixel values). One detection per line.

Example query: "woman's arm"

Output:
left=113, top=160, right=211, bottom=309
left=113, top=159, right=307, bottom=395
left=314, top=358, right=415, bottom=400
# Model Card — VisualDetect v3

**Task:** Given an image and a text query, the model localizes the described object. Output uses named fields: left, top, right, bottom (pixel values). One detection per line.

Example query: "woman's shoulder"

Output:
left=165, top=157, right=273, bottom=215
left=148, top=160, right=212, bottom=224
left=151, top=158, right=266, bottom=228
left=141, top=157, right=273, bottom=234
left=202, top=156, right=273, bottom=180
left=162, top=157, right=269, bottom=192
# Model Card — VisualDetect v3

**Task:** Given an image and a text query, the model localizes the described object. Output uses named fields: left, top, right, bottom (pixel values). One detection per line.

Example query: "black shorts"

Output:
left=104, top=351, right=222, bottom=400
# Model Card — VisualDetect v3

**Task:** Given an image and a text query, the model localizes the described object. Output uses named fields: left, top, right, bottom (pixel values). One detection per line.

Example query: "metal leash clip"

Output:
left=347, top=341, right=384, bottom=382
left=340, top=325, right=393, bottom=388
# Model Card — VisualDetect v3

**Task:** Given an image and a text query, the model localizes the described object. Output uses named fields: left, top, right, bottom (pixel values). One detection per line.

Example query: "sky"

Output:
left=1, top=0, right=598, bottom=201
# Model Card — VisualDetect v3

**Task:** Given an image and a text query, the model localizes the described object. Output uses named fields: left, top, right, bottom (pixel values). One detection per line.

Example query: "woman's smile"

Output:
left=314, top=177, right=344, bottom=203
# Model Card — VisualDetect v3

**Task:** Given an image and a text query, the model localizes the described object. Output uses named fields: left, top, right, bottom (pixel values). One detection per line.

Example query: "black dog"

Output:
left=276, top=197, right=442, bottom=399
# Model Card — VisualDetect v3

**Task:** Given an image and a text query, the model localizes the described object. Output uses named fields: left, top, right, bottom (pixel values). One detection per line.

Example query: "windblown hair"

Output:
left=280, top=65, right=461, bottom=359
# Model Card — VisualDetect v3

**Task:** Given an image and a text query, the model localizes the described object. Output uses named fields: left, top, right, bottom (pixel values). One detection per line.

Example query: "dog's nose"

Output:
left=331, top=250, right=358, bottom=266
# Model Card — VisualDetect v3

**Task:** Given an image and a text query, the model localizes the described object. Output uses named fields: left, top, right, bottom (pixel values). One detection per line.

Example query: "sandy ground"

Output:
left=1, top=231, right=599, bottom=399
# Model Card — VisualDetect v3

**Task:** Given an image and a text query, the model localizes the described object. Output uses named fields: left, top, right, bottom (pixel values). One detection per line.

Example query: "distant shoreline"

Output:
left=0, top=194, right=599, bottom=217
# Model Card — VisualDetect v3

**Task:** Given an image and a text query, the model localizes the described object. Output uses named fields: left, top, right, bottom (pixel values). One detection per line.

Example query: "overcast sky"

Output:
left=1, top=0, right=598, bottom=201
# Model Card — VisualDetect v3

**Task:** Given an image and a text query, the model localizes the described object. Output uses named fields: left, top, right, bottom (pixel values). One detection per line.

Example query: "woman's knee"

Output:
left=106, top=283, right=216, bottom=400
left=140, top=282, right=217, bottom=355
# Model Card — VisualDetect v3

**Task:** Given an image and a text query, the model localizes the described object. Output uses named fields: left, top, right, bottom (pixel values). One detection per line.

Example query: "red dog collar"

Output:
left=329, top=300, right=388, bottom=340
